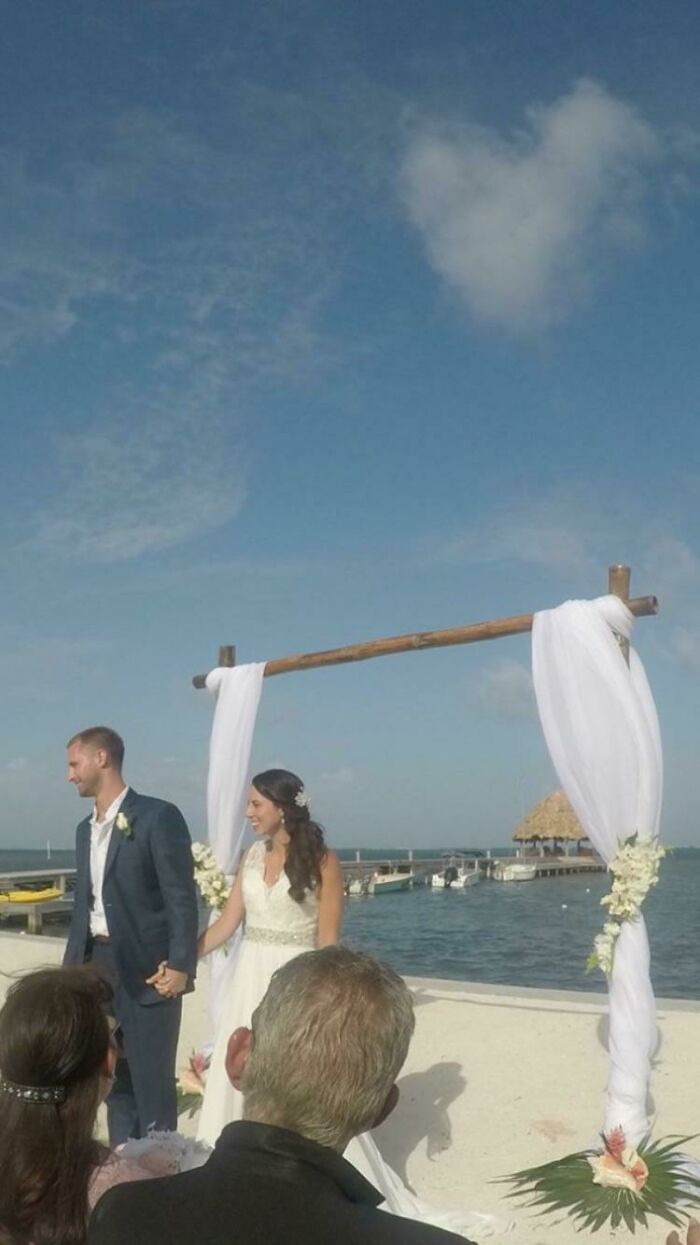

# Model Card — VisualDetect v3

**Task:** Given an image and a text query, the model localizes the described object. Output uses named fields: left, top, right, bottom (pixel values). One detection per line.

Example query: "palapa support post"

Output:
left=191, top=567, right=657, bottom=686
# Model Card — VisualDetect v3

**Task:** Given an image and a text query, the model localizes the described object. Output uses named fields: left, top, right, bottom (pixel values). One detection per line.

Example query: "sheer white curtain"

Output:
left=532, top=595, right=662, bottom=1146
left=204, top=662, right=266, bottom=1030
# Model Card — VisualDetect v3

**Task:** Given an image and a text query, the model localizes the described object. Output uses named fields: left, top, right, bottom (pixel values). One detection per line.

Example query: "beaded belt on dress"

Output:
left=244, top=926, right=316, bottom=947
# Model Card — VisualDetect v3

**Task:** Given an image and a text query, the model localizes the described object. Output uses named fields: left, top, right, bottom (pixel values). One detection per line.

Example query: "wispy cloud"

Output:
left=0, top=756, right=45, bottom=793
left=638, top=535, right=700, bottom=674
left=670, top=625, right=700, bottom=671
left=1, top=100, right=360, bottom=561
left=31, top=377, right=246, bottom=562
left=317, top=766, right=356, bottom=785
left=0, top=635, right=111, bottom=681
left=400, top=79, right=668, bottom=331
left=639, top=536, right=700, bottom=606
left=436, top=486, right=600, bottom=575
left=469, top=659, right=536, bottom=720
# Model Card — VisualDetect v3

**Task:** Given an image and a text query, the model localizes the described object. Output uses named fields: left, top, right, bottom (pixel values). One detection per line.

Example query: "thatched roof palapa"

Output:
left=513, top=790, right=589, bottom=843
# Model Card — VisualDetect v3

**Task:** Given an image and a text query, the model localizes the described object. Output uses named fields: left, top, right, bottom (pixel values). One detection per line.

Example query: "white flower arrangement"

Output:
left=191, top=842, right=232, bottom=913
left=587, top=834, right=666, bottom=976
left=294, top=788, right=311, bottom=809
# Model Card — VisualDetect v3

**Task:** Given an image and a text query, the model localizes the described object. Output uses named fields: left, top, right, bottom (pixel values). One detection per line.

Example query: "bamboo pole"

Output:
left=191, top=572, right=657, bottom=686
left=608, top=564, right=631, bottom=664
left=193, top=645, right=235, bottom=690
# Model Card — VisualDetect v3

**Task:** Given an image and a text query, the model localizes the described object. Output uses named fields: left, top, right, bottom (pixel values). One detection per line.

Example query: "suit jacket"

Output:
left=87, top=1121, right=471, bottom=1245
left=63, top=788, right=199, bottom=1004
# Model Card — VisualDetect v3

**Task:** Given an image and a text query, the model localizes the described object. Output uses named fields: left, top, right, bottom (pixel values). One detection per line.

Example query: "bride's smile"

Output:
left=245, top=787, right=287, bottom=840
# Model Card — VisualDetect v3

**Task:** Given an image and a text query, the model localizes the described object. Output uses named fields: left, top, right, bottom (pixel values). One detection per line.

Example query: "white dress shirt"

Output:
left=89, top=786, right=129, bottom=938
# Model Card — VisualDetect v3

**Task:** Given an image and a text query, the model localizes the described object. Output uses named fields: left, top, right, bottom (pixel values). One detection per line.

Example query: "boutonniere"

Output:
left=115, top=812, right=133, bottom=839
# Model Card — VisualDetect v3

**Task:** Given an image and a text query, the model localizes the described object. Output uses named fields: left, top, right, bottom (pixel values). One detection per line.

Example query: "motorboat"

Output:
left=368, top=869, right=413, bottom=894
left=493, top=860, right=537, bottom=883
left=430, top=853, right=481, bottom=889
left=346, top=875, right=369, bottom=897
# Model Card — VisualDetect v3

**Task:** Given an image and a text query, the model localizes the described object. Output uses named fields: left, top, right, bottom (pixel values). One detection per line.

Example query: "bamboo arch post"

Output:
left=192, top=565, right=657, bottom=687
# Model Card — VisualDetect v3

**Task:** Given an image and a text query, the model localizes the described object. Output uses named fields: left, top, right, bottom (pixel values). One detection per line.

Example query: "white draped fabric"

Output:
left=532, top=595, right=663, bottom=1147
left=203, top=662, right=266, bottom=1031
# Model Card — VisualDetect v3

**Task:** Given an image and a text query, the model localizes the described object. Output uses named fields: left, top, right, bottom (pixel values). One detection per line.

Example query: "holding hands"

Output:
left=146, top=962, right=188, bottom=998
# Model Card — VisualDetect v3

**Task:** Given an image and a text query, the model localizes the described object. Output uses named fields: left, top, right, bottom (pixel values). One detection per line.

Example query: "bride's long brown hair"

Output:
left=252, top=769, right=327, bottom=902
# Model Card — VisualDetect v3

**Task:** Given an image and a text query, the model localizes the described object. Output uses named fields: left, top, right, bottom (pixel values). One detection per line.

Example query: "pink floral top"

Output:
left=88, top=1147, right=180, bottom=1208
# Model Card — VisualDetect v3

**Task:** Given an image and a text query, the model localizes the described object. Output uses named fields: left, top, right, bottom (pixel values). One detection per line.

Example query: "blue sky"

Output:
left=1, top=0, right=700, bottom=849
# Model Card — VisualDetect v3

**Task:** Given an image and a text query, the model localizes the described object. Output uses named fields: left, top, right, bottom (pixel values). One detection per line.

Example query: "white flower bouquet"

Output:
left=191, top=842, right=232, bottom=913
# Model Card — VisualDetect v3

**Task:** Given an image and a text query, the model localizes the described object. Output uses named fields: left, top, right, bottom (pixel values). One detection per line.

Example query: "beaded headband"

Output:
left=0, top=1077, right=66, bottom=1105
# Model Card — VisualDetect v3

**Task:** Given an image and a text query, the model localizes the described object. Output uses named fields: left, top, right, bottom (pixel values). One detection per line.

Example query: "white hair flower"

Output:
left=294, top=788, right=311, bottom=810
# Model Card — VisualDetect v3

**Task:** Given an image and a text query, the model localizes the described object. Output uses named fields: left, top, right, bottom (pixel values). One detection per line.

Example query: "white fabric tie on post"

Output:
left=532, top=595, right=663, bottom=1146
left=204, top=662, right=266, bottom=1033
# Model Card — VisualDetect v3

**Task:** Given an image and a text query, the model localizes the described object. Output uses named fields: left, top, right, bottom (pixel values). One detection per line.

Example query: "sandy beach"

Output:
left=2, top=930, right=699, bottom=1244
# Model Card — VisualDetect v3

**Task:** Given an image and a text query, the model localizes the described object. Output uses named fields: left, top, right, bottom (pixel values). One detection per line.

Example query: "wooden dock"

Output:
left=340, top=853, right=605, bottom=884
left=0, top=868, right=76, bottom=935
left=0, top=854, right=607, bottom=932
left=519, top=857, right=605, bottom=878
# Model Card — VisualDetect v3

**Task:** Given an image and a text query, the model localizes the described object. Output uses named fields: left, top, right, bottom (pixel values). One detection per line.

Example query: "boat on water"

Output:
left=368, top=869, right=414, bottom=895
left=430, top=853, right=481, bottom=889
left=492, top=860, right=537, bottom=883
left=346, top=875, right=370, bottom=896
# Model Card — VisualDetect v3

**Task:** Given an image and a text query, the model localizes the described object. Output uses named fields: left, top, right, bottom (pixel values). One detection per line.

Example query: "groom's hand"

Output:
left=146, top=963, right=188, bottom=998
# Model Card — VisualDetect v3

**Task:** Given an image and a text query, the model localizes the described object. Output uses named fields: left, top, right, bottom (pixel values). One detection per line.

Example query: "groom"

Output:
left=63, top=725, right=199, bottom=1144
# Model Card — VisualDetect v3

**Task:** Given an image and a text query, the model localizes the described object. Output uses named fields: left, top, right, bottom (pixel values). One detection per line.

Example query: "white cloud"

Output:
left=400, top=79, right=664, bottom=330
left=442, top=518, right=592, bottom=575
left=0, top=636, right=111, bottom=680
left=639, top=537, right=700, bottom=606
left=4, top=757, right=29, bottom=773
left=469, top=659, right=536, bottom=720
left=31, top=383, right=246, bottom=563
left=671, top=626, right=700, bottom=671
left=437, top=486, right=600, bottom=575
left=318, top=767, right=356, bottom=785
left=0, top=102, right=354, bottom=561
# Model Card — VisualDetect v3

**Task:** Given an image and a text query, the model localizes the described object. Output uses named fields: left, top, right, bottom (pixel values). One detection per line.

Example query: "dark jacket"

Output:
left=87, top=1121, right=471, bottom=1245
left=63, top=788, right=199, bottom=1003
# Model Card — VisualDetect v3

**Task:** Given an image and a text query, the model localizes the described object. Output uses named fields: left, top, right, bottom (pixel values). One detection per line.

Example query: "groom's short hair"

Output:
left=241, top=946, right=415, bottom=1150
left=67, top=726, right=125, bottom=770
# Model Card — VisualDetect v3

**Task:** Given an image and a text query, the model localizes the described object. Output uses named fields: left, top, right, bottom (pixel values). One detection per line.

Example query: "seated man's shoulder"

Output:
left=89, top=1168, right=198, bottom=1240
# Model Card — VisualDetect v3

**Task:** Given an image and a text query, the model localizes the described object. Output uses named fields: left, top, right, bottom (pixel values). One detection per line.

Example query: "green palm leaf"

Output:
left=501, top=1137, right=700, bottom=1232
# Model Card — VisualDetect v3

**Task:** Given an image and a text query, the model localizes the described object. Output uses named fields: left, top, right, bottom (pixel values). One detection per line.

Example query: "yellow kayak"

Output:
left=0, top=887, right=63, bottom=903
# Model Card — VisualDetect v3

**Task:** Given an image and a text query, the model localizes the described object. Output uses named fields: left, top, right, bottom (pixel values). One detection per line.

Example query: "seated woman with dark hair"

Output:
left=0, top=966, right=172, bottom=1245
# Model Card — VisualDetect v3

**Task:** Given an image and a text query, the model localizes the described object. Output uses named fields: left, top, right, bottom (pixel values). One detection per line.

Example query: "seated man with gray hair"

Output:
left=88, top=946, right=470, bottom=1244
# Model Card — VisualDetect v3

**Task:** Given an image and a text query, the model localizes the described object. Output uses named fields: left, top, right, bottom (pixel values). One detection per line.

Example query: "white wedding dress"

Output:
left=198, top=840, right=510, bottom=1239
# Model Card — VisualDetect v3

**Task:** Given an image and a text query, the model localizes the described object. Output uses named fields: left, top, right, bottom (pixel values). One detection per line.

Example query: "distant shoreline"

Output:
left=2, top=844, right=700, bottom=856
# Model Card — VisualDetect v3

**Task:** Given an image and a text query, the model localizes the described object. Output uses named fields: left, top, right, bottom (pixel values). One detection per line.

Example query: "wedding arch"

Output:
left=191, top=564, right=699, bottom=1229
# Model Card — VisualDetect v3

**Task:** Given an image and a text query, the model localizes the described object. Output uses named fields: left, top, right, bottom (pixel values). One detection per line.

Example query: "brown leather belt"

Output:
left=92, top=935, right=111, bottom=944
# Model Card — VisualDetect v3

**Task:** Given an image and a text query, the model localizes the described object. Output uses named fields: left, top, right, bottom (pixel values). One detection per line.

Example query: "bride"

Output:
left=195, top=768, right=508, bottom=1239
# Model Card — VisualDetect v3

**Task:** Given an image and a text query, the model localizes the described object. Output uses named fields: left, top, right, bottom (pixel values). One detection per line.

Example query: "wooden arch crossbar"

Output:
left=192, top=564, right=658, bottom=687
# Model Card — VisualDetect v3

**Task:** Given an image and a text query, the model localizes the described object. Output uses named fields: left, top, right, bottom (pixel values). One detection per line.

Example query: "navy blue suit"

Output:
left=64, top=788, right=199, bottom=1142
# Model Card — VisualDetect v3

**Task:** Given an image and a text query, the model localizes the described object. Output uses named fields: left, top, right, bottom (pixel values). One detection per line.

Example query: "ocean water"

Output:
left=2, top=849, right=699, bottom=1000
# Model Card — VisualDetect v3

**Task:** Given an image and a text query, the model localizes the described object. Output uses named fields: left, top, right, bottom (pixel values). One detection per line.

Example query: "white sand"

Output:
left=2, top=931, right=699, bottom=1244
